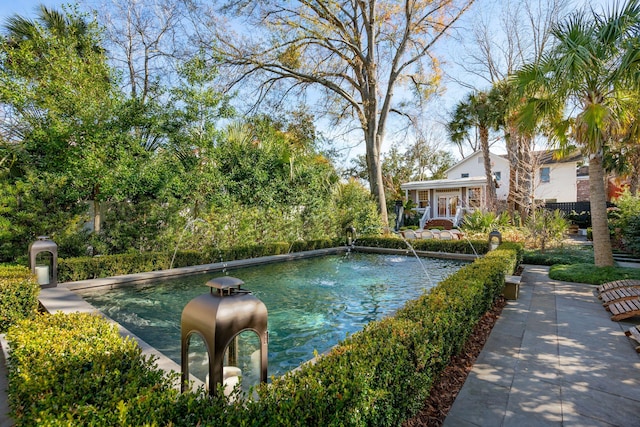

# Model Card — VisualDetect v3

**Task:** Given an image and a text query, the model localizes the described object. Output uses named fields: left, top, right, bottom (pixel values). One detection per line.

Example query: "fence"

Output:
left=543, top=201, right=615, bottom=215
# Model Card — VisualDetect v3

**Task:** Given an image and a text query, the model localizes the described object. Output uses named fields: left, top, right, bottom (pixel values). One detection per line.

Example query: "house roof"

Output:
left=444, top=151, right=508, bottom=176
left=498, top=149, right=583, bottom=165
left=400, top=176, right=487, bottom=191
left=402, top=149, right=583, bottom=191
left=530, top=149, right=583, bottom=164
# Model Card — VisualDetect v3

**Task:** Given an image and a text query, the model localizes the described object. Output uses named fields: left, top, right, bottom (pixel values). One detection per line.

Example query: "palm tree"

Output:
left=488, top=80, right=537, bottom=223
left=4, top=5, right=98, bottom=55
left=448, top=91, right=499, bottom=211
left=514, top=0, right=640, bottom=266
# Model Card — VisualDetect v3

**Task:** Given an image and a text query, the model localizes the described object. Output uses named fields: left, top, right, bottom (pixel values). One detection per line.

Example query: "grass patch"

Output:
left=523, top=246, right=593, bottom=266
left=549, top=263, right=640, bottom=285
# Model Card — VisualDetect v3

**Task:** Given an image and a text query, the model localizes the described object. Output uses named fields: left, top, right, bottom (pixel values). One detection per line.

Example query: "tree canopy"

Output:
left=209, top=0, right=475, bottom=227
left=514, top=0, right=640, bottom=266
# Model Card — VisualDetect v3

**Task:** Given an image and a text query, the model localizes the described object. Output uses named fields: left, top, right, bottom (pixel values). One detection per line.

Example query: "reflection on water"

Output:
left=80, top=253, right=465, bottom=380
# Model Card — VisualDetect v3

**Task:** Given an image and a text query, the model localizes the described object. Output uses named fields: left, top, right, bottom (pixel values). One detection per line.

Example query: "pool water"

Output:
left=79, top=253, right=465, bottom=380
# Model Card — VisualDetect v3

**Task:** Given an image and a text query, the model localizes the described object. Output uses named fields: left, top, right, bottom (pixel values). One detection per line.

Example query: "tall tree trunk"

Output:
left=93, top=199, right=101, bottom=233
left=517, top=136, right=533, bottom=221
left=365, top=127, right=389, bottom=229
left=92, top=183, right=101, bottom=233
left=505, top=123, right=519, bottom=220
left=629, top=148, right=640, bottom=195
left=480, top=125, right=496, bottom=211
left=589, top=152, right=614, bottom=267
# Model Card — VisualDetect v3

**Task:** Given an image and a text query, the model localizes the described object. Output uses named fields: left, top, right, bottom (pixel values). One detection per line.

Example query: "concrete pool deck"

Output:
left=2, top=250, right=639, bottom=425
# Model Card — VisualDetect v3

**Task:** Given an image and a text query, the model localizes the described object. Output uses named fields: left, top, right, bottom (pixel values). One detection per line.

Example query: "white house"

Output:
left=400, top=150, right=583, bottom=228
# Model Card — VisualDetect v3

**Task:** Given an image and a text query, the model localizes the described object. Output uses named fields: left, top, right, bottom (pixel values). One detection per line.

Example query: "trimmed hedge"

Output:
left=58, top=238, right=339, bottom=282
left=7, top=243, right=521, bottom=426
left=6, top=313, right=183, bottom=426
left=0, top=266, right=39, bottom=333
left=356, top=236, right=490, bottom=255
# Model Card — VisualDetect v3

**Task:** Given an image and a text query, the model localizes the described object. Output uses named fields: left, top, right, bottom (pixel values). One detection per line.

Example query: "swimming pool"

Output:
left=78, top=253, right=465, bottom=381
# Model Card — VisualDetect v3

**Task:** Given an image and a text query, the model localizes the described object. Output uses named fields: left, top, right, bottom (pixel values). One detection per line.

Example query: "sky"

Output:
left=0, top=0, right=617, bottom=166
left=0, top=0, right=62, bottom=20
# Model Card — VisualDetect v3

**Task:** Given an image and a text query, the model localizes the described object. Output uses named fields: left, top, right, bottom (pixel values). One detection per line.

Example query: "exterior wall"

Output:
left=403, top=151, right=580, bottom=214
left=534, top=162, right=577, bottom=203
left=576, top=178, right=590, bottom=202
left=446, top=152, right=510, bottom=201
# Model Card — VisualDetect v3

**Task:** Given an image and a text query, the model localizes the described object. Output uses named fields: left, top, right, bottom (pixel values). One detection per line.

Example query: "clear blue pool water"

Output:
left=79, top=253, right=465, bottom=380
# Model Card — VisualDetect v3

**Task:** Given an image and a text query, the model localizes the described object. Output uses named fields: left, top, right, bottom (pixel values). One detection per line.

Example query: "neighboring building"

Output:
left=576, top=165, right=589, bottom=202
left=400, top=150, right=583, bottom=227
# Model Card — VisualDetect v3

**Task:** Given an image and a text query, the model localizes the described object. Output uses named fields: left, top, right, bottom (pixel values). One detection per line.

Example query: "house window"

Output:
left=540, top=167, right=550, bottom=183
left=449, top=196, right=458, bottom=215
left=417, top=190, right=429, bottom=208
left=468, top=187, right=481, bottom=208
left=461, top=173, right=469, bottom=178
left=438, top=197, right=447, bottom=217
left=494, top=171, right=501, bottom=181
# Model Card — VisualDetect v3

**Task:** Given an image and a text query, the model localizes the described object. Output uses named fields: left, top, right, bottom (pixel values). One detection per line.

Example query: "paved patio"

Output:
left=443, top=265, right=640, bottom=427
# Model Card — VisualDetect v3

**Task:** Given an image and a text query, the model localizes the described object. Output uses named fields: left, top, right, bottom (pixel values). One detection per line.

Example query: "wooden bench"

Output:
left=597, top=279, right=640, bottom=295
left=600, top=287, right=640, bottom=307
left=607, top=298, right=640, bottom=321
left=624, top=325, right=640, bottom=353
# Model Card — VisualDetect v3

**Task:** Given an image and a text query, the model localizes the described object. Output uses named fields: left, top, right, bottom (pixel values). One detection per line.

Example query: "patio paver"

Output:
left=443, top=265, right=640, bottom=427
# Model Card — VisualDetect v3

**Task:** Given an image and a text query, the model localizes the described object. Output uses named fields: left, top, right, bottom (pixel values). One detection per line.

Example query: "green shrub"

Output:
left=525, top=209, right=569, bottom=251
left=58, top=239, right=342, bottom=282
left=356, top=236, right=489, bottom=255
left=622, top=214, right=640, bottom=255
left=0, top=266, right=39, bottom=333
left=6, top=312, right=183, bottom=426
left=461, top=210, right=510, bottom=233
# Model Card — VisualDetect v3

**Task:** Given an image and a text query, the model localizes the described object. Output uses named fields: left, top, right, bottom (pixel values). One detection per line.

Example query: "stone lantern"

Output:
left=28, top=236, right=57, bottom=287
left=488, top=229, right=502, bottom=251
left=181, top=276, right=268, bottom=396
left=345, top=226, right=356, bottom=246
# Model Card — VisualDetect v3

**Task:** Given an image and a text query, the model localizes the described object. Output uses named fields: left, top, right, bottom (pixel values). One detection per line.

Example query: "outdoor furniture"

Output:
left=606, top=297, right=640, bottom=321
left=597, top=279, right=640, bottom=295
left=420, top=230, right=434, bottom=239
left=600, top=287, right=640, bottom=307
left=439, top=230, right=453, bottom=240
left=403, top=230, right=417, bottom=240
left=624, top=325, right=640, bottom=353
left=449, top=230, right=464, bottom=240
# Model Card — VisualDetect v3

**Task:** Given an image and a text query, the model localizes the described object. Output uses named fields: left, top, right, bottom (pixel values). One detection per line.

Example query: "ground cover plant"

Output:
left=548, top=264, right=640, bottom=285
left=522, top=245, right=594, bottom=266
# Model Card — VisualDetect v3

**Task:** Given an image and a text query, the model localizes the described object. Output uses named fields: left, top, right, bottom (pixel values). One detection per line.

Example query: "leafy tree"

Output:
left=525, top=209, right=568, bottom=252
left=448, top=91, right=499, bottom=211
left=210, top=0, right=475, bottom=228
left=514, top=0, right=640, bottom=266
left=0, top=6, right=136, bottom=259
left=332, top=178, right=383, bottom=237
left=455, top=0, right=571, bottom=222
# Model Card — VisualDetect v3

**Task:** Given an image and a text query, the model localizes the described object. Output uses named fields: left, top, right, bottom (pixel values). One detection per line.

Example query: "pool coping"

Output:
left=62, top=247, right=347, bottom=291
left=36, top=247, right=477, bottom=387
